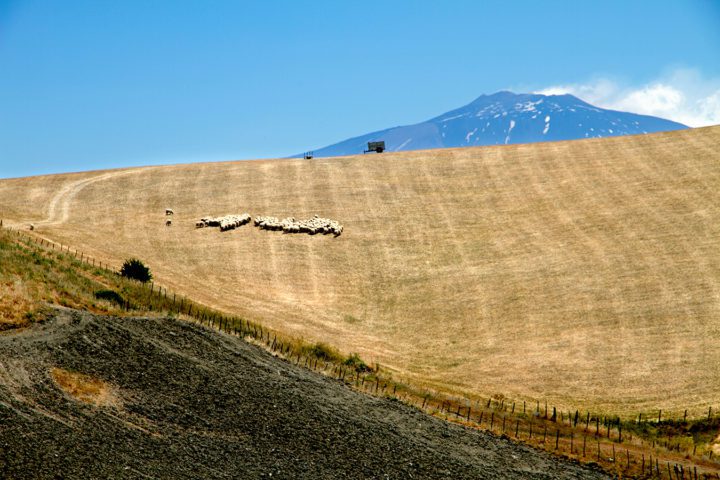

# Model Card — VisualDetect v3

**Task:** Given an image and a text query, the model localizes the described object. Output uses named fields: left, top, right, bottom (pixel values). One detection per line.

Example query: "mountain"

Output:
left=306, top=91, right=688, bottom=157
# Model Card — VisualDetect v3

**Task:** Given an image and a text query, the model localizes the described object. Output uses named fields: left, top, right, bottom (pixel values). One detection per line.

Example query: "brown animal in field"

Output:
left=165, top=219, right=172, bottom=226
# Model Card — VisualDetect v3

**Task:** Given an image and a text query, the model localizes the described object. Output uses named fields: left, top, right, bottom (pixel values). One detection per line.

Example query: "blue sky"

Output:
left=1, top=0, right=719, bottom=178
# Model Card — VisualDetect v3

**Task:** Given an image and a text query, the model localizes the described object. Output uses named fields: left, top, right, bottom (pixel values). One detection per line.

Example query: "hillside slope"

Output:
left=1, top=126, right=719, bottom=414
left=0, top=308, right=609, bottom=479
left=307, top=91, right=687, bottom=156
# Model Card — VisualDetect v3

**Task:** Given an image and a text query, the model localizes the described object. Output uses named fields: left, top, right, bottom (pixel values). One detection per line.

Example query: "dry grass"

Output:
left=2, top=126, right=719, bottom=416
left=50, top=367, right=116, bottom=407
left=0, top=281, right=34, bottom=330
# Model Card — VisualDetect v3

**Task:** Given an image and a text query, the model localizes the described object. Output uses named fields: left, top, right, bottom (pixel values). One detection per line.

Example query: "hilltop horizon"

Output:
left=304, top=90, right=688, bottom=157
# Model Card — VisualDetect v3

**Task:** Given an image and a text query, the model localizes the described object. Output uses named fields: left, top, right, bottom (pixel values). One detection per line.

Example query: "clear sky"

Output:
left=1, top=0, right=719, bottom=178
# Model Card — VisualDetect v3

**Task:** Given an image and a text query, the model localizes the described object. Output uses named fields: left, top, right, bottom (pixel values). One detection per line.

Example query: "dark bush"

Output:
left=94, top=289, right=124, bottom=305
left=120, top=258, right=152, bottom=283
left=344, top=353, right=371, bottom=373
left=304, top=342, right=342, bottom=362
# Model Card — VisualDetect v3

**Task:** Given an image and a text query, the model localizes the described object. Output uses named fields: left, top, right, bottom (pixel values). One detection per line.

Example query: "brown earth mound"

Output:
left=0, top=308, right=608, bottom=479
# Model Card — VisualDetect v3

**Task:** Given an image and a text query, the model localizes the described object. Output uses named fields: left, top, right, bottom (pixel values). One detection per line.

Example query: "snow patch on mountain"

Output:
left=465, top=128, right=478, bottom=143
left=505, top=120, right=516, bottom=144
left=395, top=138, right=412, bottom=151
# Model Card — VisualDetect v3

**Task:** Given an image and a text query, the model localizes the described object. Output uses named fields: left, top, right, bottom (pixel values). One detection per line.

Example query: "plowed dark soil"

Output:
left=0, top=309, right=609, bottom=479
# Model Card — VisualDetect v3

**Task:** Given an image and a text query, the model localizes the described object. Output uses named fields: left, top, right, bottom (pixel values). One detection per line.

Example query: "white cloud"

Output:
left=535, top=68, right=720, bottom=127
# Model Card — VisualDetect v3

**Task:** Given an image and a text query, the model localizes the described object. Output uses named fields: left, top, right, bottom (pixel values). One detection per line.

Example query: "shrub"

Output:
left=304, top=342, right=342, bottom=362
left=344, top=353, right=371, bottom=373
left=120, top=258, right=152, bottom=283
left=94, top=289, right=124, bottom=305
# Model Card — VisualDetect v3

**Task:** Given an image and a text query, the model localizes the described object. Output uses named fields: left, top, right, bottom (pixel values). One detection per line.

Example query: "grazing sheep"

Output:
left=165, top=219, right=172, bottom=226
left=165, top=209, right=174, bottom=215
left=197, top=213, right=251, bottom=231
left=253, top=214, right=343, bottom=237
left=29, top=224, right=34, bottom=231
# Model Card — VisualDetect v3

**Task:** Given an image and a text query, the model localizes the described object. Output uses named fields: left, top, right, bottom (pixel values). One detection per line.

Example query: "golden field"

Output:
left=2, top=126, right=719, bottom=416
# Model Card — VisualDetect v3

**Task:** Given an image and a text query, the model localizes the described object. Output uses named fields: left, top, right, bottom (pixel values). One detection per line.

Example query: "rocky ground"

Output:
left=0, top=308, right=610, bottom=479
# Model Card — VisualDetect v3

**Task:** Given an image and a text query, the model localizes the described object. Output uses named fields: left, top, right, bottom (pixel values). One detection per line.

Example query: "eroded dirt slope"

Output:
left=0, top=308, right=609, bottom=479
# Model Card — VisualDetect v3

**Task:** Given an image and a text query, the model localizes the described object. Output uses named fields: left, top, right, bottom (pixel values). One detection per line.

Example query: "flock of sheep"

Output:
left=166, top=209, right=342, bottom=237
left=254, top=215, right=343, bottom=236
left=195, top=214, right=252, bottom=231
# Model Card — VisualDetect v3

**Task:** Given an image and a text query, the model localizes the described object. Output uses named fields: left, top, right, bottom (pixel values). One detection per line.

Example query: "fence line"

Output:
left=3, top=223, right=720, bottom=479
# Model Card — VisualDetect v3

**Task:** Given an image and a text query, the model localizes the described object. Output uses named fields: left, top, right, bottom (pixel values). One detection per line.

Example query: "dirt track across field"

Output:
left=0, top=308, right=609, bottom=479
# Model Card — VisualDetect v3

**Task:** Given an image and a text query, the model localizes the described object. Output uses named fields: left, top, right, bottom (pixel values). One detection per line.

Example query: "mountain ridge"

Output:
left=303, top=91, right=688, bottom=157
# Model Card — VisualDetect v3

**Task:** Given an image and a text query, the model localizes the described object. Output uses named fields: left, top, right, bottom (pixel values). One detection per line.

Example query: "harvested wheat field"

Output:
left=1, top=126, right=719, bottom=416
